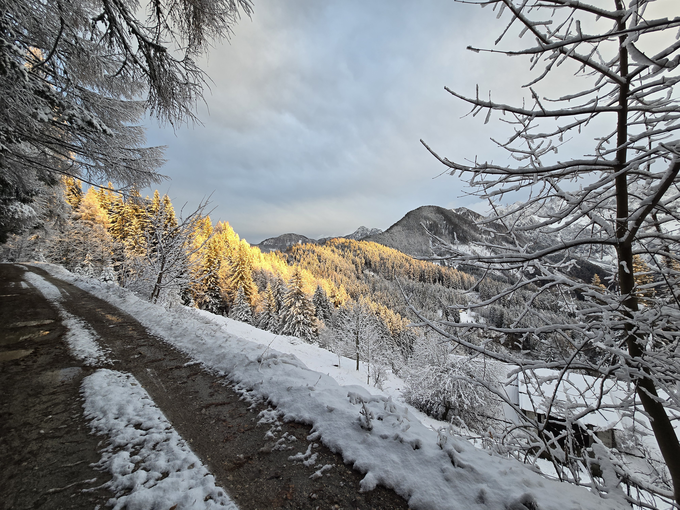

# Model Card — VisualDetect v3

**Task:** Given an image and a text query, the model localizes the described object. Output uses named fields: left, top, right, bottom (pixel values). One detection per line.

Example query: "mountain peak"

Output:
left=257, top=233, right=317, bottom=253
left=344, top=226, right=383, bottom=241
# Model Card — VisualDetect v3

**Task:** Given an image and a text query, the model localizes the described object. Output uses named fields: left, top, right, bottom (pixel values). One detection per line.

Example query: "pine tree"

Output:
left=271, top=277, right=287, bottom=313
left=312, top=285, right=333, bottom=326
left=198, top=237, right=226, bottom=314
left=149, top=190, right=162, bottom=218
left=95, top=183, right=117, bottom=218
left=230, top=285, right=253, bottom=324
left=75, top=253, right=96, bottom=278
left=257, top=283, right=280, bottom=332
left=161, top=194, right=178, bottom=233
left=280, top=268, right=318, bottom=341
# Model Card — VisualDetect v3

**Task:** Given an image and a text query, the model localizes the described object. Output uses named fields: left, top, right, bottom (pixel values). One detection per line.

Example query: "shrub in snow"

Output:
left=75, top=253, right=96, bottom=278
left=404, top=354, right=502, bottom=433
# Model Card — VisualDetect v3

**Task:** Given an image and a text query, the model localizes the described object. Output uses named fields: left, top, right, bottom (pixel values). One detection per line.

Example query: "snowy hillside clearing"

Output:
left=35, top=263, right=627, bottom=510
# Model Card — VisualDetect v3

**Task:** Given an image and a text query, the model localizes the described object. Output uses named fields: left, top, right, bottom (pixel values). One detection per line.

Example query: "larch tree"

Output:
left=420, top=0, right=680, bottom=504
left=125, top=196, right=210, bottom=304
left=336, top=298, right=382, bottom=375
left=227, top=239, right=258, bottom=308
left=0, top=0, right=251, bottom=242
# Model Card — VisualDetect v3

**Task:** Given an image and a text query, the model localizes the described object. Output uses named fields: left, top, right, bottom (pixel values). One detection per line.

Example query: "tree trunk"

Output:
left=151, top=257, right=166, bottom=304
left=614, top=13, right=680, bottom=500
left=356, top=330, right=360, bottom=371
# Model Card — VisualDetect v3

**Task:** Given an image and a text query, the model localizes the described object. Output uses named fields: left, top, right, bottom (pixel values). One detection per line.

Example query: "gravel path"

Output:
left=0, top=263, right=409, bottom=510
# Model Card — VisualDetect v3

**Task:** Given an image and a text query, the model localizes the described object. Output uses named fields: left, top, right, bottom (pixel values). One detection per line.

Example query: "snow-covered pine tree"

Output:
left=271, top=277, right=287, bottom=314
left=230, top=285, right=253, bottom=324
left=100, top=264, right=117, bottom=284
left=75, top=253, right=96, bottom=278
left=280, top=268, right=318, bottom=341
left=257, top=283, right=280, bottom=332
left=199, top=236, right=227, bottom=314
left=312, top=285, right=333, bottom=326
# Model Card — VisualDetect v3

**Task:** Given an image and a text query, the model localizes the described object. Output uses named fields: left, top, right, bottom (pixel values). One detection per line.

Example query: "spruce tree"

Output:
left=230, top=285, right=253, bottom=324
left=257, top=283, right=280, bottom=333
left=312, top=285, right=333, bottom=326
left=280, top=268, right=318, bottom=341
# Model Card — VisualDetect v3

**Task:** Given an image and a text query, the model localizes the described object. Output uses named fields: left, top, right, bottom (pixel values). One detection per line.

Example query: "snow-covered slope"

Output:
left=39, top=263, right=627, bottom=510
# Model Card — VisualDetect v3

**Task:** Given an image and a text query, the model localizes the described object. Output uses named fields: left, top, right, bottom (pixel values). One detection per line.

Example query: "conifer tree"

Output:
left=95, top=183, right=117, bottom=218
left=75, top=188, right=110, bottom=229
left=63, top=177, right=83, bottom=211
left=228, top=240, right=258, bottom=306
left=271, top=277, right=287, bottom=313
left=230, top=285, right=253, bottom=324
left=280, top=267, right=318, bottom=341
left=257, top=283, right=280, bottom=332
left=161, top=195, right=178, bottom=233
left=149, top=190, right=162, bottom=218
left=47, top=187, right=114, bottom=272
left=312, top=285, right=333, bottom=326
left=198, top=236, right=227, bottom=314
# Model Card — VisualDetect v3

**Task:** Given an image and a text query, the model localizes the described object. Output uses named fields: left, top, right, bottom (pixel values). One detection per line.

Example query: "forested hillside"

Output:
left=4, top=176, right=675, bottom=506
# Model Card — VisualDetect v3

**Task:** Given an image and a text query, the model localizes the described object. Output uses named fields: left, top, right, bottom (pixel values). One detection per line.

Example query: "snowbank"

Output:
left=82, top=369, right=238, bottom=510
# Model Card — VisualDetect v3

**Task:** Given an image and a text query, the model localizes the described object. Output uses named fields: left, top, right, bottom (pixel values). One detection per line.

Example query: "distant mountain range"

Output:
left=257, top=205, right=517, bottom=258
left=257, top=226, right=383, bottom=253
left=256, top=205, right=606, bottom=284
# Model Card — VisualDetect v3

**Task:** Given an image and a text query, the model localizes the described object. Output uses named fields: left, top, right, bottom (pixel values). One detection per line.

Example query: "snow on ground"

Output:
left=35, top=262, right=628, bottom=510
left=23, top=271, right=110, bottom=366
left=81, top=369, right=238, bottom=510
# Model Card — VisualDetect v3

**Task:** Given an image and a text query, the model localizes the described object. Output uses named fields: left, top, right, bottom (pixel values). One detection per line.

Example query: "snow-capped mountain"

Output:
left=343, top=226, right=383, bottom=241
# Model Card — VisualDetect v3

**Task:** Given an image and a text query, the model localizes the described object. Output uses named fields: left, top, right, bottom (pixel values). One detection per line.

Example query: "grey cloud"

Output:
left=145, top=0, right=515, bottom=243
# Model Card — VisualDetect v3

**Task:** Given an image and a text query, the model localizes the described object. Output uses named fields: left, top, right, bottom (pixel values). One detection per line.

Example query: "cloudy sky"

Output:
left=142, top=0, right=561, bottom=244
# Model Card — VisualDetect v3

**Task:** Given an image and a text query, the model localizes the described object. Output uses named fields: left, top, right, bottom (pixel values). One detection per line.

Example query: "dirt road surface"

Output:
left=0, top=263, right=409, bottom=510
